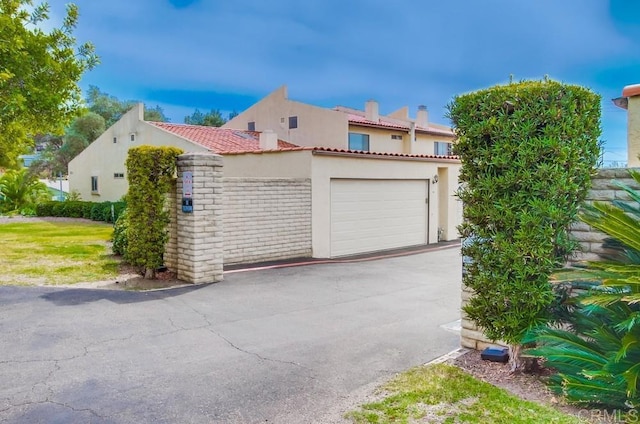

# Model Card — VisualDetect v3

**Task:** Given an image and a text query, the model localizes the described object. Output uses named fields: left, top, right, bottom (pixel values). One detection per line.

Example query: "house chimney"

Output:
left=259, top=130, right=279, bottom=150
left=416, top=105, right=429, bottom=128
left=365, top=99, right=379, bottom=122
left=621, top=84, right=640, bottom=167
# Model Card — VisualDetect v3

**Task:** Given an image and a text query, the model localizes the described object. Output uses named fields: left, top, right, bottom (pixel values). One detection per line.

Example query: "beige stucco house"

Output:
left=613, top=83, right=640, bottom=166
left=69, top=97, right=461, bottom=263
left=223, top=85, right=456, bottom=157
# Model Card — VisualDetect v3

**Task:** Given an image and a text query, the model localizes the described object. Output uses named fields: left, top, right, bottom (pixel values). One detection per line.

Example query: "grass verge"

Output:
left=345, top=363, right=586, bottom=424
left=0, top=221, right=119, bottom=285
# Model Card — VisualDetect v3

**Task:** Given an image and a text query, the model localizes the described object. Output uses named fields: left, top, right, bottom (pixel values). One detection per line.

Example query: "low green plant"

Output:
left=526, top=170, right=640, bottom=409
left=0, top=221, right=118, bottom=285
left=0, top=169, right=50, bottom=214
left=36, top=200, right=125, bottom=222
left=346, top=364, right=584, bottom=423
left=112, top=209, right=128, bottom=256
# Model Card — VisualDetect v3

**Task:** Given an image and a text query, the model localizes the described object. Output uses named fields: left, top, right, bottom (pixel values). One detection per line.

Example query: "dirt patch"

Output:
left=62, top=265, right=193, bottom=291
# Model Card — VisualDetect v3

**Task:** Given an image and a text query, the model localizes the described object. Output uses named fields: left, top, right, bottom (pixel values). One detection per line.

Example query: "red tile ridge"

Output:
left=623, top=84, right=640, bottom=98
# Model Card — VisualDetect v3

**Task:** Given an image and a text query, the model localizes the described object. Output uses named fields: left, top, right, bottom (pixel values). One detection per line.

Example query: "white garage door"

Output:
left=330, top=179, right=428, bottom=257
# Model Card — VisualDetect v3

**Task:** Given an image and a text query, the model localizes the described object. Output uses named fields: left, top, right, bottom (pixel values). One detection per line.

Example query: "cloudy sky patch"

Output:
left=47, top=0, right=639, bottom=162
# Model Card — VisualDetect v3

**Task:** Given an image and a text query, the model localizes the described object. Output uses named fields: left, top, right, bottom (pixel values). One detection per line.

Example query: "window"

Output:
left=434, top=142, right=452, bottom=156
left=348, top=133, right=370, bottom=151
left=288, top=116, right=298, bottom=129
left=113, top=137, right=117, bottom=144
left=391, top=134, right=403, bottom=140
left=247, top=121, right=256, bottom=131
left=130, top=133, right=135, bottom=142
left=114, top=173, right=125, bottom=179
left=91, top=176, right=99, bottom=193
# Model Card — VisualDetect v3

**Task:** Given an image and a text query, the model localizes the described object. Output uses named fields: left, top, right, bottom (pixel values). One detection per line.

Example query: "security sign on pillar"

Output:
left=182, top=171, right=193, bottom=213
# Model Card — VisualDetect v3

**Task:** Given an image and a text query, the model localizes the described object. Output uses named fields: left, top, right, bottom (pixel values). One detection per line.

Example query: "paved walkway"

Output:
left=0, top=247, right=462, bottom=423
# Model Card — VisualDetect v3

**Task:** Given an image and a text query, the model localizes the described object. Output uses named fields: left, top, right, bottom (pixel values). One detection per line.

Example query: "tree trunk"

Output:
left=509, top=344, right=538, bottom=373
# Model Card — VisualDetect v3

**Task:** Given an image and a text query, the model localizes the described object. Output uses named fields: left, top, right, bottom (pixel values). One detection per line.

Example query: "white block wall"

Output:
left=223, top=178, right=312, bottom=265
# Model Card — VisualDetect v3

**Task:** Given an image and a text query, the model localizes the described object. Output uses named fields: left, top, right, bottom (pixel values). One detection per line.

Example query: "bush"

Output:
left=35, top=200, right=126, bottom=223
left=112, top=209, right=128, bottom=256
left=35, top=202, right=55, bottom=217
left=526, top=170, right=640, bottom=409
left=448, top=79, right=601, bottom=365
left=125, top=145, right=182, bottom=279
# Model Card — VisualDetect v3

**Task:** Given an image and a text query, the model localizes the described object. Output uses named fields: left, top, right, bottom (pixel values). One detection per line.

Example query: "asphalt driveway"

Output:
left=0, top=246, right=462, bottom=424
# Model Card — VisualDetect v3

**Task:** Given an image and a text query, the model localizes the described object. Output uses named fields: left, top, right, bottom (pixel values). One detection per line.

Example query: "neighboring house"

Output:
left=69, top=101, right=461, bottom=263
left=223, top=85, right=456, bottom=156
left=613, top=83, right=640, bottom=167
left=41, top=179, right=69, bottom=201
left=19, top=153, right=41, bottom=168
left=68, top=103, right=295, bottom=201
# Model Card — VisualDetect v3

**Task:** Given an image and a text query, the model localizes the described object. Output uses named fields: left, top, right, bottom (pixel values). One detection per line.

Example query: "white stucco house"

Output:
left=69, top=91, right=461, bottom=263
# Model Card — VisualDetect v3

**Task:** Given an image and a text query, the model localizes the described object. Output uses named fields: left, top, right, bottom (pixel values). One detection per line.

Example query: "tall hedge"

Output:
left=125, top=145, right=183, bottom=279
left=448, top=79, right=601, bottom=356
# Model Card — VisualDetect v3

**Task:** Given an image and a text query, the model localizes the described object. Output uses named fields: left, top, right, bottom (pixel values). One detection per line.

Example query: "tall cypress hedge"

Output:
left=448, top=79, right=601, bottom=365
left=125, top=145, right=183, bottom=279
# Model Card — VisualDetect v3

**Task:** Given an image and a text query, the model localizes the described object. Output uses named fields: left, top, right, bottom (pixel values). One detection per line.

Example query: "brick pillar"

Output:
left=175, top=152, right=224, bottom=284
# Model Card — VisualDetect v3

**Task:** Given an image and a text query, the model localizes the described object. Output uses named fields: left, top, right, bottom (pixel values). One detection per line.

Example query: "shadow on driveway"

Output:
left=38, top=284, right=211, bottom=306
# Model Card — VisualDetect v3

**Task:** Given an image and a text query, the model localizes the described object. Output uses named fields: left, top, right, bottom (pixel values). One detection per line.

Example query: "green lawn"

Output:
left=346, top=364, right=586, bottom=424
left=0, top=221, right=119, bottom=285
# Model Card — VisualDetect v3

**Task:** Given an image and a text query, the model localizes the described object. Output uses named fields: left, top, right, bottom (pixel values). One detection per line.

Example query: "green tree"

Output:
left=448, top=79, right=601, bottom=370
left=143, top=105, right=168, bottom=122
left=0, top=0, right=98, bottom=168
left=184, top=109, right=229, bottom=127
left=86, top=85, right=132, bottom=127
left=86, top=86, right=168, bottom=126
left=0, top=168, right=50, bottom=214
left=31, top=112, right=106, bottom=176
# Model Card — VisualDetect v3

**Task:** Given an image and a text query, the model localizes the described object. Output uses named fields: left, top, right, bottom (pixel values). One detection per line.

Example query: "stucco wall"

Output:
left=222, top=178, right=312, bottom=265
left=348, top=125, right=405, bottom=153
left=311, top=152, right=461, bottom=258
left=68, top=104, right=205, bottom=201
left=223, top=86, right=348, bottom=149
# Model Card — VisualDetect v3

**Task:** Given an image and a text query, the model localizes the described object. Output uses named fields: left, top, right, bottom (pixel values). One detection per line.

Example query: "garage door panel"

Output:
left=330, top=179, right=428, bottom=257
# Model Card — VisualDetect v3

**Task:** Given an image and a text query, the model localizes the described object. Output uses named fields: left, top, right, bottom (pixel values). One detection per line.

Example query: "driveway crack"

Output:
left=208, top=328, right=311, bottom=370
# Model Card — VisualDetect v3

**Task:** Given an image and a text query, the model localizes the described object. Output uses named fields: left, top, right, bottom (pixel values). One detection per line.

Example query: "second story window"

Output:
left=434, top=142, right=452, bottom=156
left=248, top=121, right=256, bottom=131
left=288, top=116, right=298, bottom=129
left=348, top=133, right=370, bottom=151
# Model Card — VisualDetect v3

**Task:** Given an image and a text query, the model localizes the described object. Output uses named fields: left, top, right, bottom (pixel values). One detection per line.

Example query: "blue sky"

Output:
left=47, top=0, right=640, bottom=163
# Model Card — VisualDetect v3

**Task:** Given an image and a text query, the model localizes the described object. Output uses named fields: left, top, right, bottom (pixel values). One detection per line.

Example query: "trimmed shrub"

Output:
left=112, top=209, right=128, bottom=256
left=125, top=145, right=182, bottom=279
left=35, top=200, right=126, bottom=223
left=448, top=79, right=601, bottom=365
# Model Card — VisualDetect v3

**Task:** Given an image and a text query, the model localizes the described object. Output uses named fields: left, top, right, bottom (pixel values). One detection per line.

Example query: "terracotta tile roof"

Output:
left=623, top=84, right=640, bottom=98
left=148, top=122, right=298, bottom=153
left=338, top=108, right=455, bottom=137
left=347, top=113, right=409, bottom=130
left=310, top=146, right=459, bottom=160
left=223, top=145, right=459, bottom=161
